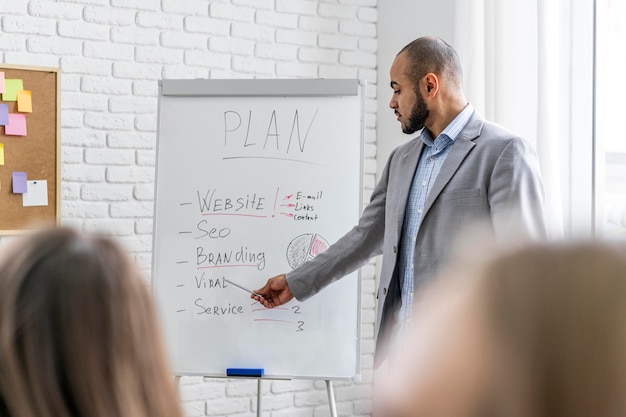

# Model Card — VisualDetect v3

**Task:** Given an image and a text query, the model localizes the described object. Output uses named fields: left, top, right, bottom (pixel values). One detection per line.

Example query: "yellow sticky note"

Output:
left=0, top=144, right=4, bottom=166
left=2, top=79, right=23, bottom=101
left=17, top=90, right=32, bottom=113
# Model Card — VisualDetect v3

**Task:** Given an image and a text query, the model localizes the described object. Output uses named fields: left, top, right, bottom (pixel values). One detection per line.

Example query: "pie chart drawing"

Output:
left=286, top=233, right=329, bottom=270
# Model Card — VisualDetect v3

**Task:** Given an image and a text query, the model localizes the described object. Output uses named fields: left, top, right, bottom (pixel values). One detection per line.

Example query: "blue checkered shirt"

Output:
left=396, top=104, right=475, bottom=344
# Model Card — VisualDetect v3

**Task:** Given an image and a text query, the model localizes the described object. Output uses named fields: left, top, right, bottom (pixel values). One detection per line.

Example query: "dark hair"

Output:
left=399, top=36, right=464, bottom=90
left=0, top=227, right=183, bottom=417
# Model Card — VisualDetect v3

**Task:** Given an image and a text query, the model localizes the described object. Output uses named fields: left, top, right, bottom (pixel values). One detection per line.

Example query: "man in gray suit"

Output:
left=253, top=36, right=546, bottom=363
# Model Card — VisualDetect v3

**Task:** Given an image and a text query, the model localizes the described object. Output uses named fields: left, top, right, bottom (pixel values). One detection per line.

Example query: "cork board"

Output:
left=0, top=64, right=60, bottom=234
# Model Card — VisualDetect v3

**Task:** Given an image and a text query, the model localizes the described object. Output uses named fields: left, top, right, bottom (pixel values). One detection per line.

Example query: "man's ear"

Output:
left=424, top=73, right=438, bottom=95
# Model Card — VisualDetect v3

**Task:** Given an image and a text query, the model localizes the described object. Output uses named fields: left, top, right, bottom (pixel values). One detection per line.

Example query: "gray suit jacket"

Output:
left=286, top=112, right=547, bottom=363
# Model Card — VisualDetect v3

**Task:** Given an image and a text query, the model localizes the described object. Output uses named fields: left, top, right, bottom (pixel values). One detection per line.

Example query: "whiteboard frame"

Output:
left=152, top=78, right=366, bottom=381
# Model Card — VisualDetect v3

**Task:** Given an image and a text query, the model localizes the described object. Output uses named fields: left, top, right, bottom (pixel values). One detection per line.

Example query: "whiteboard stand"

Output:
left=257, top=379, right=263, bottom=417
left=326, top=380, right=338, bottom=417
left=254, top=378, right=337, bottom=417
left=174, top=376, right=338, bottom=416
left=155, top=79, right=365, bottom=406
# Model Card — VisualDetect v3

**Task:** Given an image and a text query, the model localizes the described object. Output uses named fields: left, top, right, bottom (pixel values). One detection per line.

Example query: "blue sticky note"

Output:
left=12, top=172, right=27, bottom=194
left=0, top=104, right=8, bottom=126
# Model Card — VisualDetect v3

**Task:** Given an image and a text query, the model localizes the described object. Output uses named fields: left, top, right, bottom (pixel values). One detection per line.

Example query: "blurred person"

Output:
left=254, top=36, right=546, bottom=363
left=379, top=241, right=626, bottom=417
left=0, top=227, right=184, bottom=417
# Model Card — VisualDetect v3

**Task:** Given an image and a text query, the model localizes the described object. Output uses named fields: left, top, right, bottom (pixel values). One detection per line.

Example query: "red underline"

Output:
left=197, top=264, right=259, bottom=269
left=202, top=213, right=267, bottom=218
left=253, top=319, right=294, bottom=324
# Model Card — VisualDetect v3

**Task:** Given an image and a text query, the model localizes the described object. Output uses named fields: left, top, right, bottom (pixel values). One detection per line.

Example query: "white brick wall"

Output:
left=0, top=1, right=378, bottom=416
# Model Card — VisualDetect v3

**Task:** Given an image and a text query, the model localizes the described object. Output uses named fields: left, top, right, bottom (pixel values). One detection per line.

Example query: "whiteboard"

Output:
left=152, top=79, right=364, bottom=379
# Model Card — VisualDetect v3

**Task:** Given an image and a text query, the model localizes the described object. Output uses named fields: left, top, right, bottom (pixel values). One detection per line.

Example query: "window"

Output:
left=595, top=0, right=626, bottom=239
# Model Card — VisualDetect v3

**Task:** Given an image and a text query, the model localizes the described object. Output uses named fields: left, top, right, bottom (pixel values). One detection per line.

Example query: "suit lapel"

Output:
left=422, top=114, right=483, bottom=217
left=395, top=139, right=424, bottom=238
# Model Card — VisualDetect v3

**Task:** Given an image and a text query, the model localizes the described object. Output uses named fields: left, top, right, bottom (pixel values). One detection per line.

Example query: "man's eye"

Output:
left=394, top=90, right=400, bottom=94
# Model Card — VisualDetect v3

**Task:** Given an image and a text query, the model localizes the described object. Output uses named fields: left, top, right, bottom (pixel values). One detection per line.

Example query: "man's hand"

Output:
left=252, top=273, right=294, bottom=308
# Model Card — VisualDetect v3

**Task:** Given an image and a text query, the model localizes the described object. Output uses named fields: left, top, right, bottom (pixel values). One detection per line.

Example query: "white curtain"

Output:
left=454, top=0, right=564, bottom=239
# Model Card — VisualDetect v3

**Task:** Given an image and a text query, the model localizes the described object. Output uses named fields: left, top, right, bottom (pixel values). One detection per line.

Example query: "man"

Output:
left=253, top=36, right=546, bottom=363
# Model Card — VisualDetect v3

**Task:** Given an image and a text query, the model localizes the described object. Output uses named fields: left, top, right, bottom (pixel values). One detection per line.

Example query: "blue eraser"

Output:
left=227, top=368, right=264, bottom=377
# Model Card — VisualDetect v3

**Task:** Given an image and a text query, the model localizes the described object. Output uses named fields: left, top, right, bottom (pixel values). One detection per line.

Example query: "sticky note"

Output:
left=23, top=180, right=49, bottom=207
left=17, top=90, right=32, bottom=113
left=5, top=113, right=27, bottom=136
left=2, top=79, right=23, bottom=101
left=12, top=172, right=27, bottom=194
left=0, top=104, right=8, bottom=126
left=0, top=144, right=4, bottom=166
left=0, top=72, right=5, bottom=94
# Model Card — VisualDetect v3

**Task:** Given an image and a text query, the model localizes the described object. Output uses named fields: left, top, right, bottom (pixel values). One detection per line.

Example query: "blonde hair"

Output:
left=478, top=242, right=626, bottom=417
left=0, top=227, right=183, bottom=417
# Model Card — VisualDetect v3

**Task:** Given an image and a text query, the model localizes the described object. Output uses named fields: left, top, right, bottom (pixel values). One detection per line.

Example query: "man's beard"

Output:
left=403, top=89, right=429, bottom=134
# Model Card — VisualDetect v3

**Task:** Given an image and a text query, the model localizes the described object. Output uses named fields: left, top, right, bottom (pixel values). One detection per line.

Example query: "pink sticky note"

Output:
left=0, top=72, right=5, bottom=94
left=5, top=113, right=27, bottom=136
left=12, top=172, right=27, bottom=194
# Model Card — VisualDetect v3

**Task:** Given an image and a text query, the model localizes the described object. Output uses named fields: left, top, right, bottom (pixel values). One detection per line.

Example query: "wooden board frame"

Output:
left=0, top=64, right=61, bottom=234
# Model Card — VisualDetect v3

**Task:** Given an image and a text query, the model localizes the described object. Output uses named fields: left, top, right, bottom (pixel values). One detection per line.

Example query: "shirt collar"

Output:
left=421, top=103, right=475, bottom=147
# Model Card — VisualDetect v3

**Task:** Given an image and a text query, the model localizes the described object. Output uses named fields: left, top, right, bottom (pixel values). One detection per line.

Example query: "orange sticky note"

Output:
left=0, top=144, right=4, bottom=166
left=5, top=113, right=27, bottom=136
left=2, top=79, right=23, bottom=101
left=17, top=90, right=32, bottom=113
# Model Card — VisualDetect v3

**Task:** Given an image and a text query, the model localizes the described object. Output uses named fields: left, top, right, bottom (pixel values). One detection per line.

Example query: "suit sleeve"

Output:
left=488, top=137, right=547, bottom=241
left=286, top=149, right=396, bottom=301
